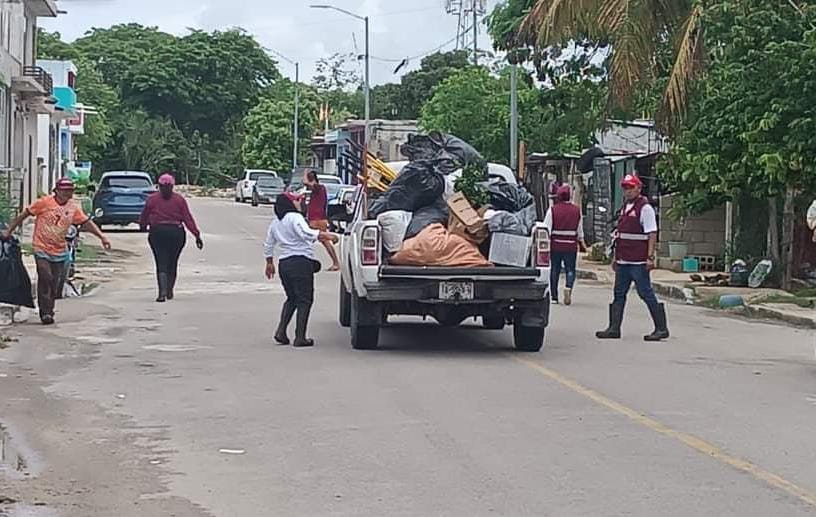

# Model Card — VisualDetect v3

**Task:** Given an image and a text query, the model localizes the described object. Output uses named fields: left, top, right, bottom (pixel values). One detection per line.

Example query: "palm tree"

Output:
left=519, top=0, right=704, bottom=134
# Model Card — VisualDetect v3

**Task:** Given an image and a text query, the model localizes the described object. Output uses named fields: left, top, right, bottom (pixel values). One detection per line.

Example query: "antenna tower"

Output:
left=445, top=0, right=486, bottom=59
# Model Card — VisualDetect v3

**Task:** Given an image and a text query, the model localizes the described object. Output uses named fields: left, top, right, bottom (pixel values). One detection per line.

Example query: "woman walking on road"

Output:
left=264, top=192, right=338, bottom=348
left=140, top=173, right=203, bottom=303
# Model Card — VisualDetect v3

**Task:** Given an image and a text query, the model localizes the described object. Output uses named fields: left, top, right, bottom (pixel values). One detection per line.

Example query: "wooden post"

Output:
left=781, top=185, right=795, bottom=290
left=518, top=141, right=526, bottom=181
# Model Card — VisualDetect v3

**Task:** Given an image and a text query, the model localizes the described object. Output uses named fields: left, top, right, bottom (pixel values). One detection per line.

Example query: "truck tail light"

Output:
left=535, top=228, right=550, bottom=267
left=361, top=227, right=380, bottom=266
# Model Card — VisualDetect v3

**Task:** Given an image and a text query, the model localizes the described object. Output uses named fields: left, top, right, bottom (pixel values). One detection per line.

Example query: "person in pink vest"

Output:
left=543, top=185, right=587, bottom=305
left=596, top=174, right=670, bottom=341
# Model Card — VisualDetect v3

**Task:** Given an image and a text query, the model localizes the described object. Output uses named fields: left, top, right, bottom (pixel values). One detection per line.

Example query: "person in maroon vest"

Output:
left=544, top=185, right=587, bottom=305
left=596, top=174, right=670, bottom=341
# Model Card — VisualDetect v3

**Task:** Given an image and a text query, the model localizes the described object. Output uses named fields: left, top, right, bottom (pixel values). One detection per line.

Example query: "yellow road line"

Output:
left=513, top=356, right=816, bottom=508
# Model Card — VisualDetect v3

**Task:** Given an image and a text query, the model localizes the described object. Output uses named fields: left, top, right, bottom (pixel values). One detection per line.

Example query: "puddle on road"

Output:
left=0, top=425, right=28, bottom=476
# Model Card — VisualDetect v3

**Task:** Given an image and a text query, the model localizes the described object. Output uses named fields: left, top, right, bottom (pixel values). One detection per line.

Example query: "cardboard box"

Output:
left=447, top=193, right=484, bottom=233
left=448, top=209, right=488, bottom=244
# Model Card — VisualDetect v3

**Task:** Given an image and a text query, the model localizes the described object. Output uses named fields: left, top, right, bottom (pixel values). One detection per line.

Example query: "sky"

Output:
left=41, top=0, right=503, bottom=85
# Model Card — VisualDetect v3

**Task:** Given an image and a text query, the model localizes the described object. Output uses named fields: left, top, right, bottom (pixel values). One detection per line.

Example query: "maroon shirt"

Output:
left=551, top=202, right=581, bottom=253
left=307, top=184, right=328, bottom=222
left=139, top=192, right=201, bottom=237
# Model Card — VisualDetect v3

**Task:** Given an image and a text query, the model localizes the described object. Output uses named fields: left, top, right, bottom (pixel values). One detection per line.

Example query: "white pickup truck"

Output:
left=338, top=165, right=552, bottom=352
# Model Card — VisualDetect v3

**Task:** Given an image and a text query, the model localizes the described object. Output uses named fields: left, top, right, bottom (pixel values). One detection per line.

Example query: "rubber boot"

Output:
left=274, top=301, right=295, bottom=345
left=644, top=303, right=670, bottom=341
left=595, top=303, right=624, bottom=339
left=156, top=273, right=169, bottom=303
left=564, top=288, right=573, bottom=306
left=293, top=304, right=314, bottom=347
left=167, top=272, right=176, bottom=300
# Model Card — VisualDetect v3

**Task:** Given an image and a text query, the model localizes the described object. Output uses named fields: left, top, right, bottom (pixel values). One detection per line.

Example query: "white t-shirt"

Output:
left=263, top=212, right=319, bottom=261
left=616, top=200, right=658, bottom=265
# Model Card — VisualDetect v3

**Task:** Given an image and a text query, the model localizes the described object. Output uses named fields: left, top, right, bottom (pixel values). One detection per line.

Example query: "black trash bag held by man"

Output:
left=0, top=237, right=35, bottom=308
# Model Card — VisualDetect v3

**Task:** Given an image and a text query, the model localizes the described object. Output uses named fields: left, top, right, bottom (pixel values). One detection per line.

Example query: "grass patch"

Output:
left=758, top=294, right=815, bottom=309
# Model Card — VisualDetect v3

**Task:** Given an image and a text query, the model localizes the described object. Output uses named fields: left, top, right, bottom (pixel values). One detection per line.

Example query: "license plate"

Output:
left=439, top=281, right=474, bottom=301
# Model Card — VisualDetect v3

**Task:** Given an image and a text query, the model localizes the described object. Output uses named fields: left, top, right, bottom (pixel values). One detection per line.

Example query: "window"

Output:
left=256, top=177, right=283, bottom=188
left=102, top=176, right=153, bottom=189
left=248, top=171, right=277, bottom=181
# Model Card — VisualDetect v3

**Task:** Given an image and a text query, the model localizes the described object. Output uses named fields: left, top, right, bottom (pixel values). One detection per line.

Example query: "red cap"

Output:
left=284, top=191, right=303, bottom=203
left=55, top=178, right=75, bottom=191
left=621, top=174, right=643, bottom=188
left=158, top=173, right=175, bottom=186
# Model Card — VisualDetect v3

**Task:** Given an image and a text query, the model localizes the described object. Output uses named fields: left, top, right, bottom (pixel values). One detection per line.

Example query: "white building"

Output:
left=36, top=58, right=79, bottom=192
left=0, top=0, right=59, bottom=214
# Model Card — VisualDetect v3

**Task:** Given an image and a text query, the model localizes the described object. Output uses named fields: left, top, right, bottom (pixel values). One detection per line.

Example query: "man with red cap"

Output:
left=1, top=178, right=111, bottom=324
left=596, top=174, right=669, bottom=341
left=543, top=184, right=587, bottom=305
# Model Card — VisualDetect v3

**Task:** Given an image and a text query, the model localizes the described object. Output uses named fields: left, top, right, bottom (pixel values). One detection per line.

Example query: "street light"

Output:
left=268, top=49, right=300, bottom=171
left=309, top=4, right=370, bottom=153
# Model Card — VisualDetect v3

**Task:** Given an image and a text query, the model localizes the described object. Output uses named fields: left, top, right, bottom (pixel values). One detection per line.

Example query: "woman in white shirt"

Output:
left=264, top=192, right=337, bottom=347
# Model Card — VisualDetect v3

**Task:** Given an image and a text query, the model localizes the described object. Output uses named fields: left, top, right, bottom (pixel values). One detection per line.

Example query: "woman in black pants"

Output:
left=264, top=192, right=337, bottom=347
left=140, top=174, right=203, bottom=302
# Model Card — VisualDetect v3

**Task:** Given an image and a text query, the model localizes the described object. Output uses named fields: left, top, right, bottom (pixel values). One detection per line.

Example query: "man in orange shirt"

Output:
left=2, top=179, right=111, bottom=324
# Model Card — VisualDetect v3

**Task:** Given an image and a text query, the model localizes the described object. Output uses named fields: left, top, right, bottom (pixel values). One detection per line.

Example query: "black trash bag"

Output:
left=369, top=161, right=445, bottom=217
left=486, top=182, right=534, bottom=212
left=405, top=197, right=449, bottom=239
left=486, top=205, right=537, bottom=236
left=0, top=237, right=35, bottom=308
left=401, top=132, right=483, bottom=174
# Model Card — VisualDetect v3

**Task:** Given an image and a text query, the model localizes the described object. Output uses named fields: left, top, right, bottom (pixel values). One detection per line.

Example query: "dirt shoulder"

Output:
left=1, top=232, right=211, bottom=517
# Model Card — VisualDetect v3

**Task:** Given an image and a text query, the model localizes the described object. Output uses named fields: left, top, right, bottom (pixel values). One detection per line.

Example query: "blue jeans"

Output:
left=550, top=250, right=577, bottom=301
left=613, top=264, right=660, bottom=310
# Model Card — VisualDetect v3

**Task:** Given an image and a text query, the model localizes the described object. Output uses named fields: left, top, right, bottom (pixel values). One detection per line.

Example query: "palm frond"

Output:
left=602, top=0, right=658, bottom=110
left=520, top=0, right=600, bottom=46
left=657, top=3, right=704, bottom=134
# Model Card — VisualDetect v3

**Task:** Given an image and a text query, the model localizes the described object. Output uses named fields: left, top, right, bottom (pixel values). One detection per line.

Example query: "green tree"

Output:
left=491, top=0, right=703, bottom=132
left=397, top=51, right=472, bottom=119
left=420, top=66, right=602, bottom=162
left=242, top=82, right=321, bottom=174
left=665, top=0, right=816, bottom=287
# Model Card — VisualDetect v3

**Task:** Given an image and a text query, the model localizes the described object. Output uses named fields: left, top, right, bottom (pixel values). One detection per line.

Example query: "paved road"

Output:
left=1, top=199, right=815, bottom=517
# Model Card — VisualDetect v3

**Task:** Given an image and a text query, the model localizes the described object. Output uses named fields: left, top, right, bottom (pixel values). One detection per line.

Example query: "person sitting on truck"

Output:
left=543, top=184, right=587, bottom=305
left=304, top=170, right=341, bottom=272
left=264, top=192, right=338, bottom=348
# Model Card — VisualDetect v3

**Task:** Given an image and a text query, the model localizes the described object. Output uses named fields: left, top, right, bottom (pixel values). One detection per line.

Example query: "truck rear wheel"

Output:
left=513, top=325, right=545, bottom=352
left=339, top=277, right=351, bottom=328
left=351, top=292, right=380, bottom=350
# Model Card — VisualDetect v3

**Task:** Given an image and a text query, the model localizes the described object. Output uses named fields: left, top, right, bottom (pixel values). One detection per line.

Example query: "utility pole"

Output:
left=472, top=0, right=478, bottom=65
left=293, top=62, right=300, bottom=170
left=510, top=63, right=518, bottom=171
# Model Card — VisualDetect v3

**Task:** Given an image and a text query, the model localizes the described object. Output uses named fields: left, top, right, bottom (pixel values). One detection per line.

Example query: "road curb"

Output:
left=577, top=269, right=816, bottom=329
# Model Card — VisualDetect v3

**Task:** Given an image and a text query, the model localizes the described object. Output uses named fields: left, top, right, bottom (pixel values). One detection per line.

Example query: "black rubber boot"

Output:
left=167, top=272, right=177, bottom=300
left=293, top=303, right=314, bottom=348
left=595, top=303, right=624, bottom=339
left=644, top=303, right=670, bottom=341
left=156, top=273, right=169, bottom=303
left=274, top=301, right=295, bottom=345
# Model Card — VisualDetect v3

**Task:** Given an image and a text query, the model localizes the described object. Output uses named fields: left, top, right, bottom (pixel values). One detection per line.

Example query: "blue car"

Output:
left=92, top=171, right=155, bottom=228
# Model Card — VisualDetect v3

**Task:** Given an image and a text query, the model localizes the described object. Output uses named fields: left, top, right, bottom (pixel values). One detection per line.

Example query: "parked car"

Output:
left=251, top=176, right=286, bottom=207
left=92, top=171, right=155, bottom=228
left=236, top=169, right=278, bottom=203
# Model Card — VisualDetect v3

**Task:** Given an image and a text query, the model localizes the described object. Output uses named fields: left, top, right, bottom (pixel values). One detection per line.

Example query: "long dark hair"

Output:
left=275, top=194, right=299, bottom=220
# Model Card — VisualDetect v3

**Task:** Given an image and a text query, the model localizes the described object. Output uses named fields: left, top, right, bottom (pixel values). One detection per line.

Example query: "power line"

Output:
left=369, top=34, right=461, bottom=67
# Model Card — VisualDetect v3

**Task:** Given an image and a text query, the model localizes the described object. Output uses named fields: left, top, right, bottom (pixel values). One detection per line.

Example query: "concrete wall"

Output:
left=658, top=195, right=726, bottom=259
